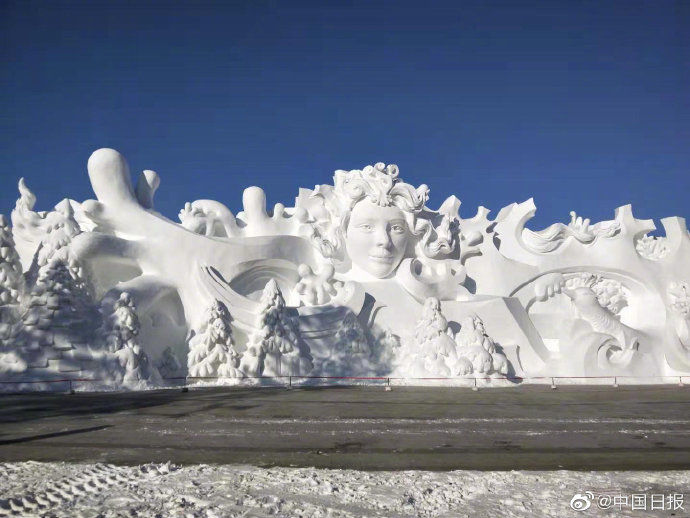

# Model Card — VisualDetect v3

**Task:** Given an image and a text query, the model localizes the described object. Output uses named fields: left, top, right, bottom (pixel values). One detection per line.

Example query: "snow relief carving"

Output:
left=0, top=147, right=688, bottom=390
left=399, top=298, right=510, bottom=379
left=521, top=210, right=620, bottom=254
left=636, top=234, right=670, bottom=261
left=668, top=282, right=690, bottom=349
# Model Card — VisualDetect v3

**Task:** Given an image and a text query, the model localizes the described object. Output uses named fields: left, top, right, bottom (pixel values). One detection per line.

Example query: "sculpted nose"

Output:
left=374, top=228, right=392, bottom=248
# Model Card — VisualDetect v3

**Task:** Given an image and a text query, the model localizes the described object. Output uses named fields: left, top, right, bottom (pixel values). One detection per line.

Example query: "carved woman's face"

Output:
left=345, top=199, right=410, bottom=278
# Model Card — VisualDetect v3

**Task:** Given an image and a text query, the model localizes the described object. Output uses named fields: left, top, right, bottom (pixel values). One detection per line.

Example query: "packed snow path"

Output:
left=1, top=386, right=690, bottom=470
left=1, top=462, right=688, bottom=517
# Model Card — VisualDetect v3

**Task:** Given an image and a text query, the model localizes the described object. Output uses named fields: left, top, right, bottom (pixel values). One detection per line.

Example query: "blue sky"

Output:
left=2, top=0, right=688, bottom=230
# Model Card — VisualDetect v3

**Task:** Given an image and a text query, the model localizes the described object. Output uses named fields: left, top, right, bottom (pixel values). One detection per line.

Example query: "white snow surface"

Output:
left=1, top=462, right=688, bottom=517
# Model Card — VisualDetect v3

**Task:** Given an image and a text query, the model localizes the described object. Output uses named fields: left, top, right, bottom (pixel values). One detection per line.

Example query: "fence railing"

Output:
left=0, top=374, right=687, bottom=394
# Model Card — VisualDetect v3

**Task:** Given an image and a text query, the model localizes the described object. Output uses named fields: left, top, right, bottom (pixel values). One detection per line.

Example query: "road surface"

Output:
left=1, top=385, right=689, bottom=470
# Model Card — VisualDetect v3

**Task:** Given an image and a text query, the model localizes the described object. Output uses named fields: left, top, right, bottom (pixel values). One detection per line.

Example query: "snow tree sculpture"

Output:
left=0, top=215, right=25, bottom=307
left=241, top=279, right=312, bottom=378
left=102, top=292, right=160, bottom=385
left=101, top=293, right=138, bottom=352
left=405, top=297, right=458, bottom=377
left=35, top=200, right=81, bottom=269
left=16, top=257, right=94, bottom=351
left=1, top=252, right=106, bottom=381
left=187, top=300, right=243, bottom=378
left=455, top=315, right=510, bottom=376
left=400, top=301, right=510, bottom=378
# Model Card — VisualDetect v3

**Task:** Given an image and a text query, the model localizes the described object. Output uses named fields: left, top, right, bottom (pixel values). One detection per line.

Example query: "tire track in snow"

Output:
left=0, top=462, right=177, bottom=516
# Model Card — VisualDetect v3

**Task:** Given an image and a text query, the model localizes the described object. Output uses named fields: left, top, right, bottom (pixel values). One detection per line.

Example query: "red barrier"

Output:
left=0, top=374, right=686, bottom=393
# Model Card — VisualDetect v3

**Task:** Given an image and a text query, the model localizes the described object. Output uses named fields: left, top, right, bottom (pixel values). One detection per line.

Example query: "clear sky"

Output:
left=2, top=0, right=688, bottom=230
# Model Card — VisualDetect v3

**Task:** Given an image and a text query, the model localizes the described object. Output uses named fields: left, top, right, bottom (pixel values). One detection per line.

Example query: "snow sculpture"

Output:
left=668, top=282, right=690, bottom=349
left=456, top=315, right=509, bottom=376
left=11, top=179, right=92, bottom=272
left=564, top=286, right=635, bottom=348
left=401, top=298, right=510, bottom=378
left=0, top=147, right=688, bottom=389
left=521, top=210, right=620, bottom=253
left=315, top=310, right=374, bottom=376
left=0, top=215, right=24, bottom=306
left=563, top=285, right=639, bottom=370
left=335, top=311, right=370, bottom=356
left=0, top=252, right=118, bottom=384
left=402, top=297, right=458, bottom=377
left=0, top=215, right=23, bottom=360
left=636, top=234, right=670, bottom=260
left=241, top=280, right=313, bottom=378
left=17, top=258, right=95, bottom=351
left=293, top=264, right=350, bottom=306
left=102, top=292, right=160, bottom=386
left=564, top=273, right=627, bottom=316
left=157, top=346, right=182, bottom=379
left=101, top=292, right=140, bottom=352
left=35, top=200, right=81, bottom=269
left=188, top=300, right=243, bottom=379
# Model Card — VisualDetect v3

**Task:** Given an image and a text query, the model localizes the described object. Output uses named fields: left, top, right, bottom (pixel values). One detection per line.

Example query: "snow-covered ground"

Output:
left=1, top=462, right=687, bottom=517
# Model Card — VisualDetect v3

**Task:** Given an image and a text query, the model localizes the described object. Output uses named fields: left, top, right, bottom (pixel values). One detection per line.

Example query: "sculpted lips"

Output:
left=368, top=253, right=394, bottom=263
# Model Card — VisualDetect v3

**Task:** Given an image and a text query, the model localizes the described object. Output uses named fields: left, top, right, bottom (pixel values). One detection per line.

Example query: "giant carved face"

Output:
left=345, top=198, right=411, bottom=278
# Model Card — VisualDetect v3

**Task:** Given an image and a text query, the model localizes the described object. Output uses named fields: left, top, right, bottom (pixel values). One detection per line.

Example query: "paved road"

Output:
left=1, top=385, right=689, bottom=470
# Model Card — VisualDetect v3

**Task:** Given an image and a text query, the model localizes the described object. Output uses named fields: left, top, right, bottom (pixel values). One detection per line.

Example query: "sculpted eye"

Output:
left=391, top=224, right=406, bottom=233
left=358, top=224, right=373, bottom=231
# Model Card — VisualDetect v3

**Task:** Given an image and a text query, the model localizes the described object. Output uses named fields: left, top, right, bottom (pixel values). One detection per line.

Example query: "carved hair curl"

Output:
left=333, top=163, right=429, bottom=213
